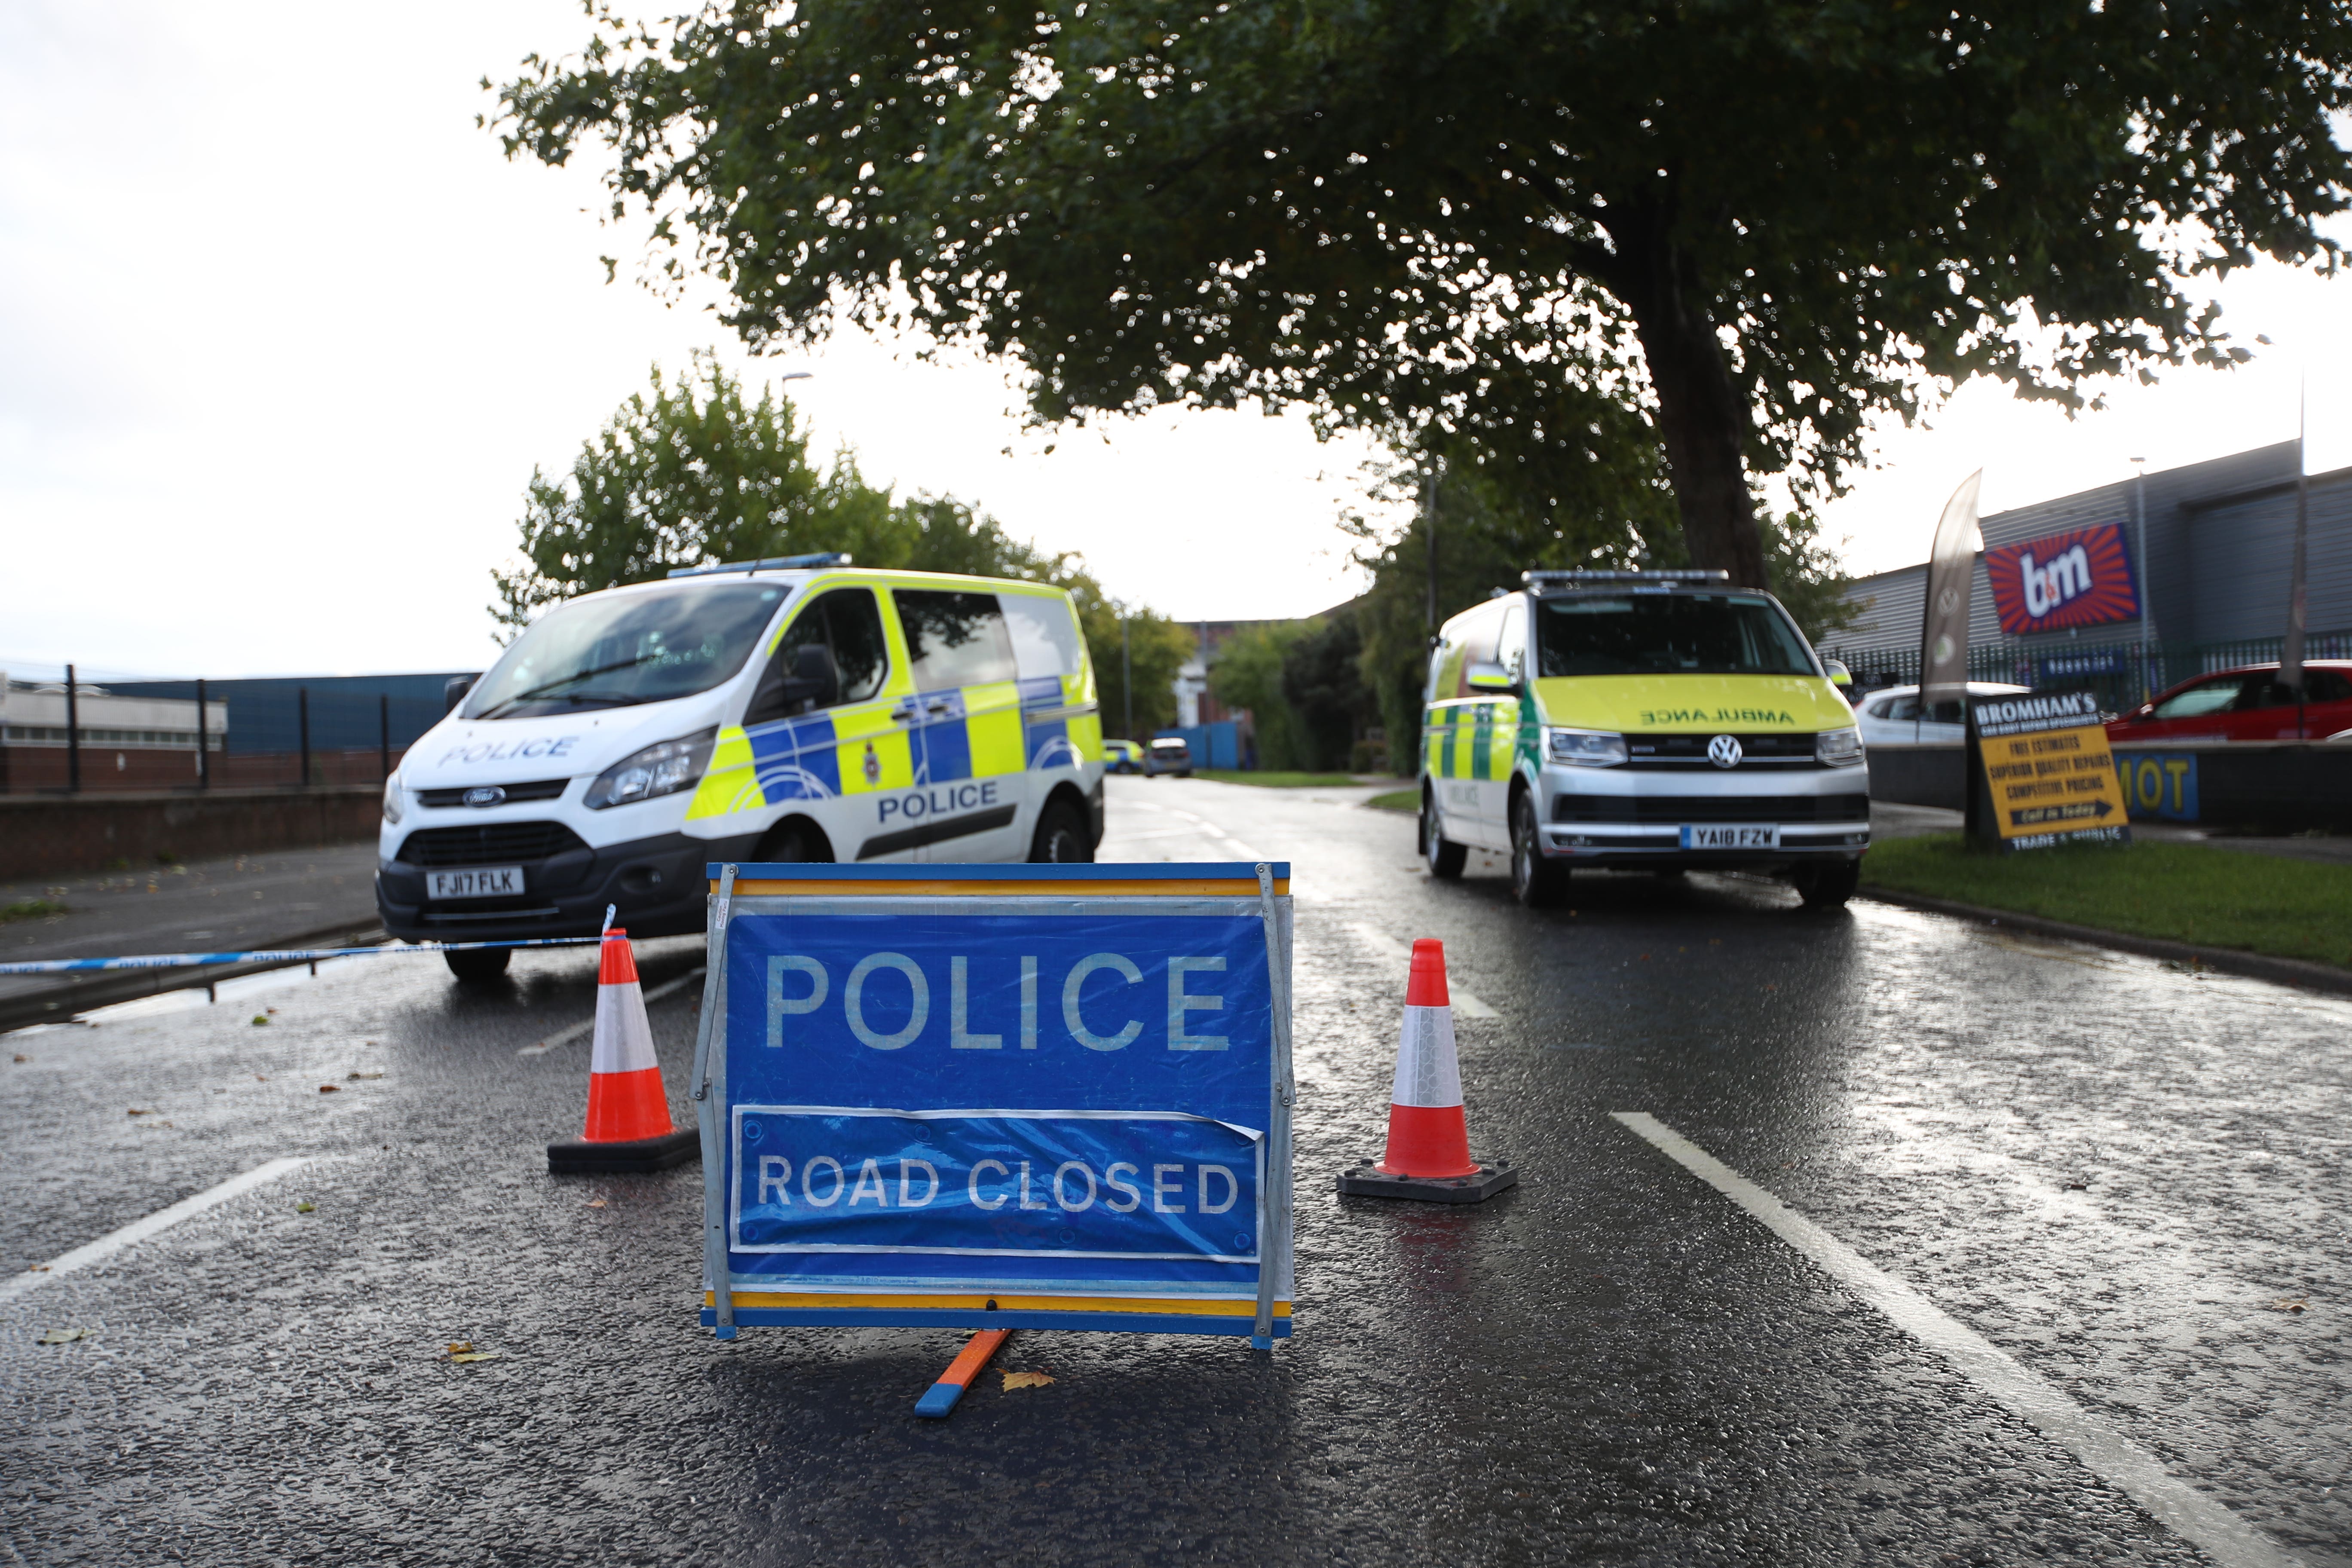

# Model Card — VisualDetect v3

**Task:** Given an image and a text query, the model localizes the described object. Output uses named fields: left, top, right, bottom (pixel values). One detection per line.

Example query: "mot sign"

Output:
left=1967, top=690, right=2131, bottom=851
left=687, top=862, right=1296, bottom=1346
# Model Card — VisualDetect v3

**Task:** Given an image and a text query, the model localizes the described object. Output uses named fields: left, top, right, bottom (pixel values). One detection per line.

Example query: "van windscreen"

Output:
left=1535, top=593, right=1814, bottom=678
left=466, top=583, right=786, bottom=719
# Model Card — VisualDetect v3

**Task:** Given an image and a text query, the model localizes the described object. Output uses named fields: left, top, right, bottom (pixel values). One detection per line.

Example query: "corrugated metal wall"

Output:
left=1825, top=441, right=2352, bottom=660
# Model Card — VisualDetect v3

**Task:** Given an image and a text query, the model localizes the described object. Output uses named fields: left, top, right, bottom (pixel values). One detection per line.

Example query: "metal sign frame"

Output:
left=687, top=861, right=1295, bottom=1348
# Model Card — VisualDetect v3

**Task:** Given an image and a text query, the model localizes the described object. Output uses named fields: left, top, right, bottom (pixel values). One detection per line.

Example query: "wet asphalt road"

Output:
left=3, top=776, right=2346, bottom=1565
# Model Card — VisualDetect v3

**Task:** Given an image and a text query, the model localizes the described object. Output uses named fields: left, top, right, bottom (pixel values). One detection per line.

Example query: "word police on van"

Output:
left=376, top=555, right=1106, bottom=981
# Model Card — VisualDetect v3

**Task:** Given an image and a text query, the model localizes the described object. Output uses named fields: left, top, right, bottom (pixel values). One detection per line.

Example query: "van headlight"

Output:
left=382, top=775, right=403, bottom=825
left=584, top=728, right=717, bottom=809
left=1815, top=727, right=1865, bottom=768
left=1546, top=728, right=1628, bottom=767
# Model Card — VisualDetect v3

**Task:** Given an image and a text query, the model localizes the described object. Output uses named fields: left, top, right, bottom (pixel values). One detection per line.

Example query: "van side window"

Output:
left=1000, top=592, right=1083, bottom=679
left=897, top=590, right=1018, bottom=691
left=748, top=588, right=889, bottom=724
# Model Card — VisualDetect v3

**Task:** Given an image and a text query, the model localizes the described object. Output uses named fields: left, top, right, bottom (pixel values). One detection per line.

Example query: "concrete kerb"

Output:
left=1858, top=885, right=2352, bottom=999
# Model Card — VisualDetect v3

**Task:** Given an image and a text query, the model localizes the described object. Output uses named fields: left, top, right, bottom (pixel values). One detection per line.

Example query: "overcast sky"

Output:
left=5, top=0, right=2350, bottom=679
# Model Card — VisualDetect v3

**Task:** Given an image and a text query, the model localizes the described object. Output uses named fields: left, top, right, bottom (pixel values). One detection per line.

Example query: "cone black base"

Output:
left=547, top=1129, right=701, bottom=1174
left=1335, top=1158, right=1516, bottom=1204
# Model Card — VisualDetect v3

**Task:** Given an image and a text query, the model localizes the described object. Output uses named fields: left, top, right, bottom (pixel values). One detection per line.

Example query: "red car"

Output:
left=2107, top=661, right=2352, bottom=743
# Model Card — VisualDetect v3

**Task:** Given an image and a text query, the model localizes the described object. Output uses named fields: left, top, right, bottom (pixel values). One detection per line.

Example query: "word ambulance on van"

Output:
left=375, top=555, right=1106, bottom=980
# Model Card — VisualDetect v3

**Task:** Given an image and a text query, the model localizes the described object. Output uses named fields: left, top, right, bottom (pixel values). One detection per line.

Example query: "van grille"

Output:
left=1624, top=733, right=1822, bottom=768
left=1554, top=794, right=1868, bottom=824
left=395, top=822, right=587, bottom=867
left=415, top=779, right=570, bottom=808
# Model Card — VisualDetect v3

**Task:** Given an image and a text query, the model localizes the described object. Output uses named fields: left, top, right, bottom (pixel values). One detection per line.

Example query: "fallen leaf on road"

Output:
left=347, top=1071, right=383, bottom=1080
left=127, top=1108, right=153, bottom=1117
left=587, top=1199, right=607, bottom=1209
left=1001, top=1371, right=1054, bottom=1391
left=294, top=1201, right=315, bottom=1213
left=449, top=1350, right=501, bottom=1363
left=447, top=1340, right=474, bottom=1354
left=318, top=1084, right=340, bottom=1094
left=12, top=1054, right=26, bottom=1063
left=25, top=1265, right=49, bottom=1273
left=37, top=1328, right=91, bottom=1344
left=251, top=1015, right=270, bottom=1026
left=2272, top=1298, right=2309, bottom=1314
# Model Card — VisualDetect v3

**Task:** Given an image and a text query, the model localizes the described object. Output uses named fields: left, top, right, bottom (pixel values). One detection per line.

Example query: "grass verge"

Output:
left=1863, top=832, right=2352, bottom=970
left=2, top=899, right=67, bottom=923
left=1366, top=789, right=1419, bottom=813
left=1194, top=770, right=1368, bottom=788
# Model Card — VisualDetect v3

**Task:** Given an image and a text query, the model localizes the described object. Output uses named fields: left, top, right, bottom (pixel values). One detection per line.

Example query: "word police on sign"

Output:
left=687, top=861, right=1296, bottom=1346
left=1966, top=690, right=2131, bottom=851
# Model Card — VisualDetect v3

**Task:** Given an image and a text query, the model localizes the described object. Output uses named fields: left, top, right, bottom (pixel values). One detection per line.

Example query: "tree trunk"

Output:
left=1608, top=215, right=1768, bottom=588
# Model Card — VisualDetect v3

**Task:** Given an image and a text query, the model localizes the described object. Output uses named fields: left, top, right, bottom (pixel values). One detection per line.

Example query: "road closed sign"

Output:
left=687, top=861, right=1295, bottom=1344
left=1967, top=689, right=2131, bottom=851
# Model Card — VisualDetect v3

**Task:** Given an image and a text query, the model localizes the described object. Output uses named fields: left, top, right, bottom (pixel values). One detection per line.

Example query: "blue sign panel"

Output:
left=2115, top=752, right=2200, bottom=821
left=692, top=863, right=1295, bottom=1342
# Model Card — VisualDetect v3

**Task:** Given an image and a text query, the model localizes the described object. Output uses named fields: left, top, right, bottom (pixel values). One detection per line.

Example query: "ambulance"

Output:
left=377, top=555, right=1105, bottom=980
left=1418, top=570, right=1868, bottom=909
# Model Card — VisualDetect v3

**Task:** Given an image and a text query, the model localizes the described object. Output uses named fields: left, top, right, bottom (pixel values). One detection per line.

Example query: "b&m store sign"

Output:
left=1985, top=524, right=2142, bottom=635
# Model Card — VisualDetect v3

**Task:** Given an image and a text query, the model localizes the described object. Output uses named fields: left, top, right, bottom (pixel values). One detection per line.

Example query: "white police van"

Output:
left=377, top=555, right=1106, bottom=980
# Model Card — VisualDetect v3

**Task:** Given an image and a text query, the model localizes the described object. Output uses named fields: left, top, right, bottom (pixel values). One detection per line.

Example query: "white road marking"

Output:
left=1, top=1157, right=309, bottom=1305
left=518, top=968, right=704, bottom=1057
left=1344, top=923, right=1501, bottom=1018
left=1610, top=1112, right=2304, bottom=1568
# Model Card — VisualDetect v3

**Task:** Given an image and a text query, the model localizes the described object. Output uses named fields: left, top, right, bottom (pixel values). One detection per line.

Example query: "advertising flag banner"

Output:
left=1967, top=691, right=2131, bottom=851
left=689, top=862, right=1295, bottom=1342
left=1984, top=524, right=2142, bottom=634
left=1920, top=472, right=1982, bottom=705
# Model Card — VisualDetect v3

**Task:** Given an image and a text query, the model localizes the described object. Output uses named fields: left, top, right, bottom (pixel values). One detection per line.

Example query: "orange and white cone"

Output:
left=1335, top=938, right=1517, bottom=1203
left=546, top=928, right=701, bottom=1174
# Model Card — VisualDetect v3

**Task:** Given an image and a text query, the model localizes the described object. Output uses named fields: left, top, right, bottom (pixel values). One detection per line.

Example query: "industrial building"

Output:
left=1821, top=441, right=2352, bottom=707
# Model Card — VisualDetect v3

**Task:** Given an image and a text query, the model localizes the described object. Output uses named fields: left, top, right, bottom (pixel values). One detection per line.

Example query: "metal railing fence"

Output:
left=0, top=666, right=472, bottom=795
left=1818, top=628, right=2352, bottom=714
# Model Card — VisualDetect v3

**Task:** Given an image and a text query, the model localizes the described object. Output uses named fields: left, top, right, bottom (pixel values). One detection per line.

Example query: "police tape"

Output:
left=0, top=936, right=608, bottom=977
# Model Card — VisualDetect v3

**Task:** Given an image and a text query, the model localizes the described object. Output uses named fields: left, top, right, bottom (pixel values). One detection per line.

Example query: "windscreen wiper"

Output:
left=475, top=654, right=658, bottom=718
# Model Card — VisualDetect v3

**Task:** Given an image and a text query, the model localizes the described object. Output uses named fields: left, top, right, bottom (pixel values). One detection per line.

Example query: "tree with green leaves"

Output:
left=1208, top=621, right=1317, bottom=769
left=496, top=355, right=1070, bottom=631
left=497, top=1, right=2352, bottom=588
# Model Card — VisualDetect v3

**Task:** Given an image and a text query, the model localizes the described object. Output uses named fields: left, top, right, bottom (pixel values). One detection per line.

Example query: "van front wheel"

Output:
left=1422, top=794, right=1467, bottom=879
left=444, top=946, right=511, bottom=985
left=1030, top=799, right=1095, bottom=863
left=1511, top=793, right=1566, bottom=908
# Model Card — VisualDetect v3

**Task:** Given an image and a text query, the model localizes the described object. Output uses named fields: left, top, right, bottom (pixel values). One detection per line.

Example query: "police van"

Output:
left=377, top=555, right=1105, bottom=980
left=1419, top=570, right=1868, bottom=910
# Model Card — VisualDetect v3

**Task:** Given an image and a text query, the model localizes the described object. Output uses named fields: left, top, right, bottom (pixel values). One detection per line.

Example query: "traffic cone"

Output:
left=546, top=928, right=701, bottom=1174
left=1335, top=938, right=1517, bottom=1203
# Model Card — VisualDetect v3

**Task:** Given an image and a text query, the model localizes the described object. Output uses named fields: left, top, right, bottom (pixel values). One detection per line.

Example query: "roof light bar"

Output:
left=666, top=552, right=853, bottom=579
left=1521, top=569, right=1731, bottom=586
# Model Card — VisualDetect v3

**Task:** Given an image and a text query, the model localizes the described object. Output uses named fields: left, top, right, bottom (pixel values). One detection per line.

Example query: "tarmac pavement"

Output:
left=2, top=776, right=2346, bottom=1565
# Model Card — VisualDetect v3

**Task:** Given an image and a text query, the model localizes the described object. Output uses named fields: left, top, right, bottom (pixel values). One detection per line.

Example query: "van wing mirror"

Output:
left=444, top=675, right=477, bottom=713
left=1464, top=660, right=1517, bottom=692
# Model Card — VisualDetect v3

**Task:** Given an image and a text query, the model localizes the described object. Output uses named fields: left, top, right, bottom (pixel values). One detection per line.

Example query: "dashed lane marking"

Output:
left=1611, top=1112, right=2304, bottom=1568
left=1, top=1157, right=309, bottom=1305
left=518, top=968, right=704, bottom=1057
left=1344, top=923, right=1500, bottom=1018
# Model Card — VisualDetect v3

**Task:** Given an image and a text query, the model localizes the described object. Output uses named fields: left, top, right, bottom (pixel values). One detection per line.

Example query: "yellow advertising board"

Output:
left=1968, top=690, right=2131, bottom=851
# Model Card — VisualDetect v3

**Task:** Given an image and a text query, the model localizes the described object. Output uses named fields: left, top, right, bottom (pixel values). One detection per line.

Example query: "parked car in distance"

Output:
left=1144, top=737, right=1194, bottom=778
left=1103, top=739, right=1145, bottom=774
left=1853, top=682, right=2031, bottom=747
left=2107, top=662, right=2352, bottom=743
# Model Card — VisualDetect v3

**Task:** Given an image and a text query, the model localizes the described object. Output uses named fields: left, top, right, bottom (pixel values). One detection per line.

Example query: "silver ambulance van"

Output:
left=376, top=555, right=1105, bottom=980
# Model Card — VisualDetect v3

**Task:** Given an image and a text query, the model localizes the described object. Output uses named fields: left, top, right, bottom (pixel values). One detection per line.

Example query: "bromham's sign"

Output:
left=1967, top=689, right=2131, bottom=851
left=1984, top=523, right=2141, bottom=635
